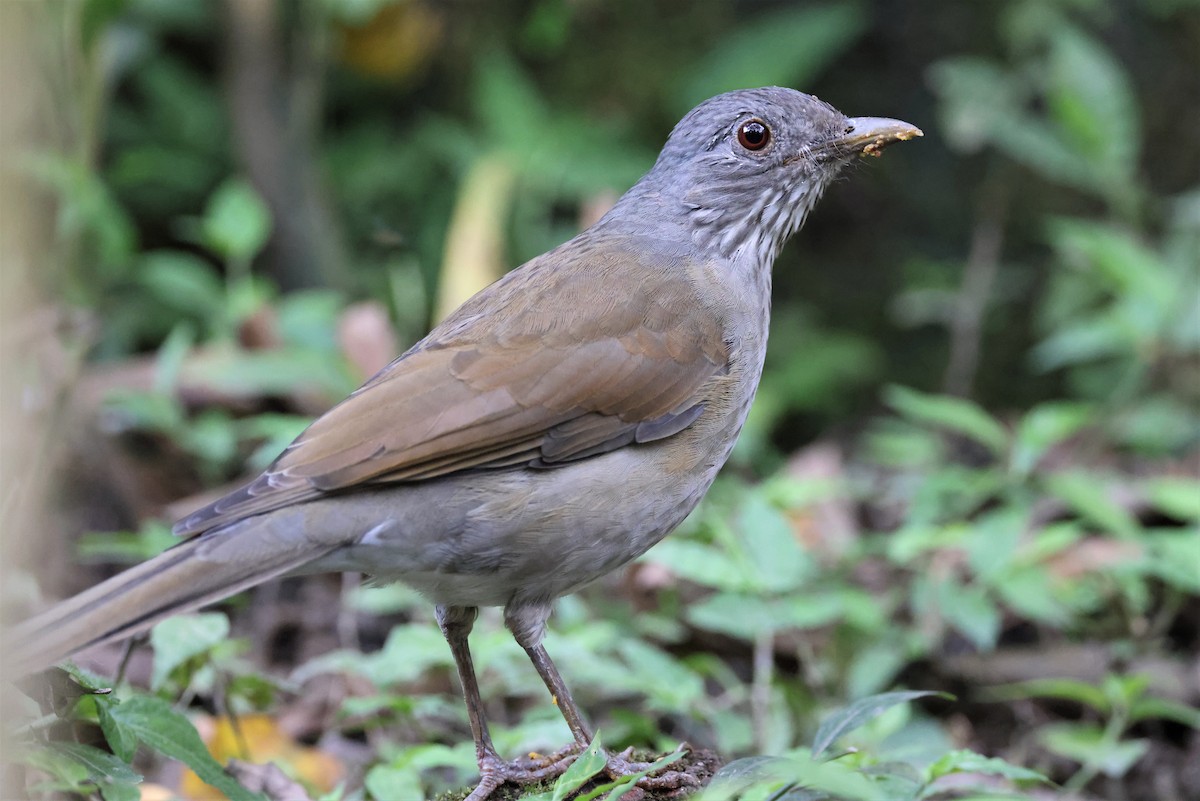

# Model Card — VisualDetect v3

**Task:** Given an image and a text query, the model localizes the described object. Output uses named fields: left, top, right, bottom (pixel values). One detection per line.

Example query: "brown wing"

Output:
left=175, top=240, right=729, bottom=536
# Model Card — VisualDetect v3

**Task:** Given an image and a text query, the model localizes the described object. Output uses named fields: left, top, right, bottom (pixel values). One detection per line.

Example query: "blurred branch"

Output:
left=223, top=0, right=347, bottom=291
left=751, top=630, right=774, bottom=753
left=943, top=172, right=1010, bottom=398
left=0, top=2, right=84, bottom=597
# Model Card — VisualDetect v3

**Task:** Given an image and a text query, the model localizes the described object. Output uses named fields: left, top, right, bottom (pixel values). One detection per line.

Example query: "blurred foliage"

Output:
left=8, top=0, right=1199, bottom=799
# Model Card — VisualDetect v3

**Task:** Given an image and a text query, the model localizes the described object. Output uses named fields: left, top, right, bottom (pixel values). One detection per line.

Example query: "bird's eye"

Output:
left=736, top=119, right=770, bottom=151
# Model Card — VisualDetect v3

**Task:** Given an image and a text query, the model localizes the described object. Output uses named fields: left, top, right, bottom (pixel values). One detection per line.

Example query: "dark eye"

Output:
left=737, top=119, right=770, bottom=151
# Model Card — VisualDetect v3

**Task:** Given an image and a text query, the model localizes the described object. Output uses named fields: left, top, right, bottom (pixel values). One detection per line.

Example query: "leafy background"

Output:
left=1, top=0, right=1197, bottom=800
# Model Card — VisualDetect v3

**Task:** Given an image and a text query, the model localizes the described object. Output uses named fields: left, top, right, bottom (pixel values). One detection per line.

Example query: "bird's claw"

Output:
left=463, top=745, right=583, bottom=801
left=603, top=744, right=703, bottom=799
left=465, top=742, right=704, bottom=801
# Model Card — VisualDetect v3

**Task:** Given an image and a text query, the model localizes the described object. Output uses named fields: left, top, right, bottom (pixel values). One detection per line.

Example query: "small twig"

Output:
left=943, top=171, right=1010, bottom=398
left=114, top=637, right=138, bottom=686
left=214, top=671, right=251, bottom=760
left=11, top=713, right=60, bottom=738
left=751, top=629, right=775, bottom=753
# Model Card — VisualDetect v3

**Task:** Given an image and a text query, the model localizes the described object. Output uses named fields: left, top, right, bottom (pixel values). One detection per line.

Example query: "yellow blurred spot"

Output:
left=435, top=154, right=517, bottom=322
left=178, top=714, right=343, bottom=800
left=338, top=1, right=444, bottom=82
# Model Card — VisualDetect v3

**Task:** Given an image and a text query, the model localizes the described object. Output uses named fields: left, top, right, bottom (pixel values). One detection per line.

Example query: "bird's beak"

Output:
left=821, top=117, right=923, bottom=159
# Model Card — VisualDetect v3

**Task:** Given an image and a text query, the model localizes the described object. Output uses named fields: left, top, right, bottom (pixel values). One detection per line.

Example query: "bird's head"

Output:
left=640, top=87, right=921, bottom=268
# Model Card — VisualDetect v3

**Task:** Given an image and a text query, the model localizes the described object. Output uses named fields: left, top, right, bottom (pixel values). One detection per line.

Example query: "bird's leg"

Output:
left=437, top=606, right=495, bottom=763
left=505, top=603, right=594, bottom=747
left=521, top=642, right=596, bottom=746
left=437, top=605, right=579, bottom=800
left=505, top=604, right=703, bottom=796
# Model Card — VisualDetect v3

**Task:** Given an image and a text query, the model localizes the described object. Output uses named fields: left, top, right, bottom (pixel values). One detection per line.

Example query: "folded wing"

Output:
left=176, top=245, right=728, bottom=536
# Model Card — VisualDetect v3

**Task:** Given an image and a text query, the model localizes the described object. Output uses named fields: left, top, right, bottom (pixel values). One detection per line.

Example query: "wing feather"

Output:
left=175, top=241, right=729, bottom=536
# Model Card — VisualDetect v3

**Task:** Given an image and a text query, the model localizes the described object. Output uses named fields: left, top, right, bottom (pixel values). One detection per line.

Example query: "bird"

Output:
left=11, top=87, right=920, bottom=798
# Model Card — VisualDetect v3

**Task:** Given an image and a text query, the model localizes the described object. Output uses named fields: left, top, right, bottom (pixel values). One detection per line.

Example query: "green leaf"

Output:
left=993, top=565, right=1069, bottom=626
left=737, top=493, right=812, bottom=592
left=98, top=702, right=140, bottom=762
left=364, top=763, right=422, bottom=800
left=153, top=322, right=197, bottom=396
left=1111, top=396, right=1200, bottom=455
left=990, top=116, right=1097, bottom=195
left=684, top=593, right=763, bottom=640
left=1143, top=530, right=1200, bottom=593
left=1011, top=401, right=1095, bottom=475
left=1038, top=723, right=1148, bottom=777
left=1044, top=471, right=1141, bottom=538
left=523, top=733, right=608, bottom=801
left=927, top=749, right=1048, bottom=783
left=185, top=346, right=356, bottom=401
left=1046, top=27, right=1140, bottom=186
left=846, top=639, right=912, bottom=699
left=150, top=613, right=231, bottom=690
left=573, top=748, right=686, bottom=801
left=863, top=418, right=943, bottom=468
left=21, top=745, right=91, bottom=787
left=52, top=742, right=143, bottom=785
left=22, top=152, right=138, bottom=275
left=1102, top=673, right=1150, bottom=710
left=709, top=753, right=886, bottom=800
left=202, top=178, right=272, bottom=263
left=609, top=639, right=705, bottom=712
left=474, top=50, right=549, bottom=153
left=52, top=663, right=116, bottom=705
left=99, top=780, right=143, bottom=801
left=887, top=523, right=967, bottom=564
left=137, top=250, right=225, bottom=322
left=884, top=385, right=1008, bottom=455
left=987, top=678, right=1108, bottom=712
left=104, top=696, right=264, bottom=801
left=964, top=507, right=1025, bottom=580
left=812, top=691, right=948, bottom=758
left=1030, top=312, right=1132, bottom=371
left=938, top=578, right=1002, bottom=651
left=1047, top=220, right=1174, bottom=317
left=1128, top=696, right=1200, bottom=729
left=608, top=750, right=687, bottom=800
left=928, top=58, right=1024, bottom=154
left=643, top=539, right=749, bottom=592
left=707, top=755, right=788, bottom=792
left=677, top=2, right=866, bottom=113
left=554, top=737, right=609, bottom=795
left=1144, top=477, right=1200, bottom=522
left=77, top=521, right=177, bottom=565
left=275, top=289, right=344, bottom=351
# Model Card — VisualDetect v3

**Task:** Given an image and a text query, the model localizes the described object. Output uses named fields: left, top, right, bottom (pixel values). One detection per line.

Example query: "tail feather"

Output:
left=9, top=529, right=336, bottom=674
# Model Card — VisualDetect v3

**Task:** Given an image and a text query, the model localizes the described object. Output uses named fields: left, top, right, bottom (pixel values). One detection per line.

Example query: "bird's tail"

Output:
left=8, top=521, right=336, bottom=675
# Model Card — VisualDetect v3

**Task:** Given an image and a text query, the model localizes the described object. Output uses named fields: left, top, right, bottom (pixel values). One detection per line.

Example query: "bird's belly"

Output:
left=308, top=342, right=765, bottom=609
left=311, top=415, right=739, bottom=609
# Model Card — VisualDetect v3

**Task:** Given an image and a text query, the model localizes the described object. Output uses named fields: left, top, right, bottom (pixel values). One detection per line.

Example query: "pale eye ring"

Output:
left=736, top=119, right=771, bottom=151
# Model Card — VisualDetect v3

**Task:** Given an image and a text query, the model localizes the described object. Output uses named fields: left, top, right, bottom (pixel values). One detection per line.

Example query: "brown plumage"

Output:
left=176, top=241, right=730, bottom=534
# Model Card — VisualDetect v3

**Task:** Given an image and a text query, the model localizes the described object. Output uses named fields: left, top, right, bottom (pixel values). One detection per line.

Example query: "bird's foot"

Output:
left=602, top=745, right=706, bottom=800
left=463, top=744, right=584, bottom=801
